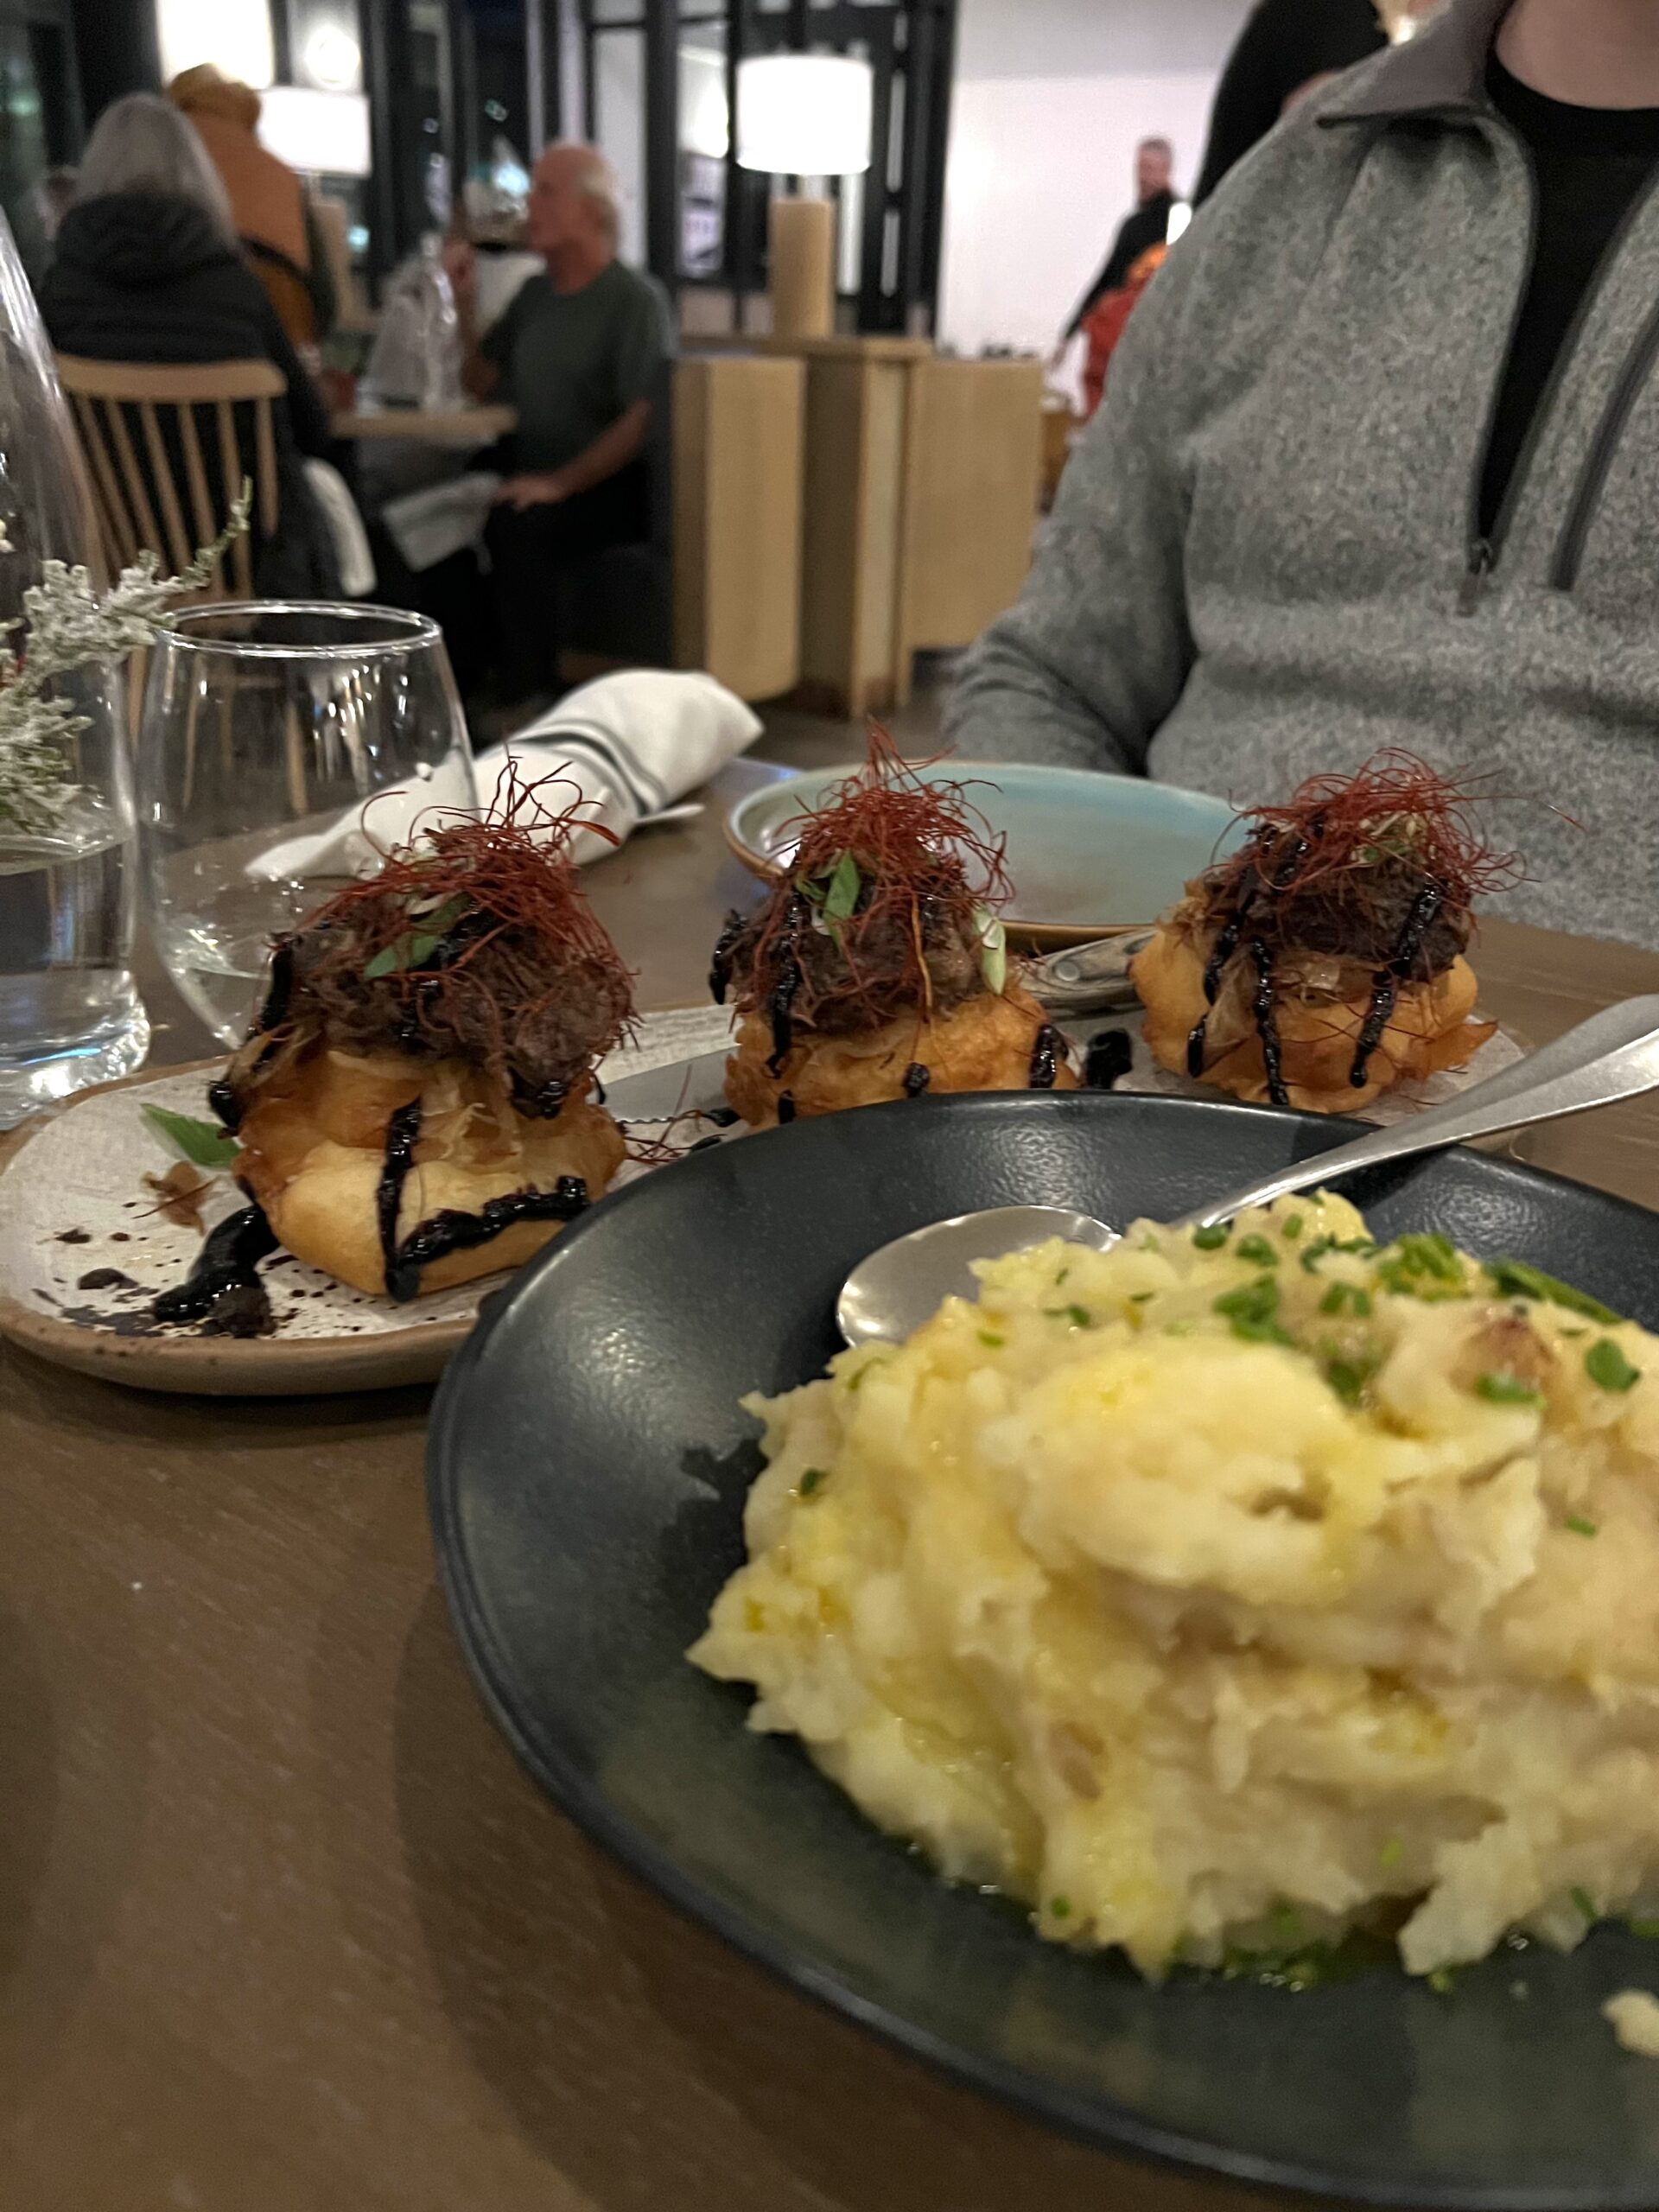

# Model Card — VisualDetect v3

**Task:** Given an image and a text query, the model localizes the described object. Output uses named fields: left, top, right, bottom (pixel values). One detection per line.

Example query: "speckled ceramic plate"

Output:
left=724, top=763, right=1244, bottom=948
left=0, top=1013, right=741, bottom=1397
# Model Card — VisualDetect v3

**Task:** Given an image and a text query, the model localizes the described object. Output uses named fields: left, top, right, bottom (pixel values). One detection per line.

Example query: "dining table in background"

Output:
left=329, top=402, right=518, bottom=447
left=1, top=736, right=1656, bottom=2212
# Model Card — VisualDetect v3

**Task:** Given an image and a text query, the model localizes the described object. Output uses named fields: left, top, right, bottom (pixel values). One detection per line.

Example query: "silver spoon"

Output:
left=836, top=994, right=1659, bottom=1347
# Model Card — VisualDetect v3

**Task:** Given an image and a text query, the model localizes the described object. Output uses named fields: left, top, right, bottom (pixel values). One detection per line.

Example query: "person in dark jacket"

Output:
left=38, top=92, right=338, bottom=594
left=1193, top=0, right=1389, bottom=205
left=1055, top=137, right=1179, bottom=353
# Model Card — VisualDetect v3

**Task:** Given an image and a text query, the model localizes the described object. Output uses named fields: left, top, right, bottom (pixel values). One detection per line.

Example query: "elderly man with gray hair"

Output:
left=448, top=142, right=674, bottom=707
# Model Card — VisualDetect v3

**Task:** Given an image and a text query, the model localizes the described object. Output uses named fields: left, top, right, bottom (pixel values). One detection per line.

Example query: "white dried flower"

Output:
left=0, top=487, right=251, bottom=836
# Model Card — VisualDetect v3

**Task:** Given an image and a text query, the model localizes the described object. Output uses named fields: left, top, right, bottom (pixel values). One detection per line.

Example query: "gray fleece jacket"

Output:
left=945, top=0, right=1659, bottom=948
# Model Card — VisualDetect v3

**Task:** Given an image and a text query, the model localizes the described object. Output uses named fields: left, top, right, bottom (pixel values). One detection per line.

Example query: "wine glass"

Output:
left=137, top=602, right=478, bottom=1047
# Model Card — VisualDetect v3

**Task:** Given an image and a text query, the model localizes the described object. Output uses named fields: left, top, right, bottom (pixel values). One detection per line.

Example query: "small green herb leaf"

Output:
left=1236, top=1235, right=1279, bottom=1268
left=1427, top=1967, right=1455, bottom=1995
left=141, top=1103, right=238, bottom=1169
left=1586, top=1338, right=1641, bottom=1394
left=1192, top=1223, right=1230, bottom=1251
left=973, top=904, right=1007, bottom=995
left=798, top=1466, right=828, bottom=1497
left=1630, top=1918, right=1659, bottom=1940
left=1050, top=1895, right=1071, bottom=1918
left=1319, top=1281, right=1372, bottom=1318
left=1564, top=1513, right=1599, bottom=1538
left=978, top=1330, right=1006, bottom=1348
left=821, top=849, right=862, bottom=924
left=1378, top=1837, right=1404, bottom=1869
left=1572, top=1885, right=1597, bottom=1923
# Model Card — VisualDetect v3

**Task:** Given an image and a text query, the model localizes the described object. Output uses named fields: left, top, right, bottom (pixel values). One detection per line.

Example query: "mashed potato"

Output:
left=690, top=1196, right=1659, bottom=1980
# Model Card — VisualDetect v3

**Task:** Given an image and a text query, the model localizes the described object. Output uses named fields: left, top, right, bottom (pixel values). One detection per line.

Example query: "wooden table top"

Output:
left=330, top=404, right=517, bottom=446
left=3, top=750, right=1656, bottom=2211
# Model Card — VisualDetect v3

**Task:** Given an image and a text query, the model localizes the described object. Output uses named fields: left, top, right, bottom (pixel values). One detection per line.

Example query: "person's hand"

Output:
left=493, top=472, right=571, bottom=512
left=441, top=237, right=478, bottom=308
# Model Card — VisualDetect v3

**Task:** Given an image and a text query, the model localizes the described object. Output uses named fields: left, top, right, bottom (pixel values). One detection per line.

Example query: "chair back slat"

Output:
left=216, top=399, right=252, bottom=597
left=139, top=400, right=193, bottom=575
left=54, top=356, right=286, bottom=601
left=71, top=391, right=139, bottom=569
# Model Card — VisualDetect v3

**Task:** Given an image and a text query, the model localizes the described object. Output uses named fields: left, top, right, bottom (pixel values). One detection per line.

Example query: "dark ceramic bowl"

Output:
left=429, top=1093, right=1659, bottom=2208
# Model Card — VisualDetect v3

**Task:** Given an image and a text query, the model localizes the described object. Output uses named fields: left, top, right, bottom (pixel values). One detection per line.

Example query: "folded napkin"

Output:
left=246, top=669, right=764, bottom=884
left=381, top=471, right=501, bottom=574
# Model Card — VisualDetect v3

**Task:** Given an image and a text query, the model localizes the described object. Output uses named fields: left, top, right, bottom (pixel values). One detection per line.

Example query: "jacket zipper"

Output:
left=1550, top=289, right=1659, bottom=591
left=1459, top=118, right=1539, bottom=615
left=1460, top=145, right=1659, bottom=611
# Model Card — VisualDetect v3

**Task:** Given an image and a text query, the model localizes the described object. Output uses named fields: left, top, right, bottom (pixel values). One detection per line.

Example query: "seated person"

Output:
left=448, top=143, right=674, bottom=709
left=39, top=92, right=339, bottom=595
left=945, top=0, right=1659, bottom=951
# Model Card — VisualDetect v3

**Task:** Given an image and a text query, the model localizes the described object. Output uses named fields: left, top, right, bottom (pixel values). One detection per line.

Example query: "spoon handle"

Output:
left=1178, top=995, right=1659, bottom=1231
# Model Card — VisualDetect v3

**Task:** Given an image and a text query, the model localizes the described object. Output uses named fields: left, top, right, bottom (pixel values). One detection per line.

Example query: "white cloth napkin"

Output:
left=245, top=668, right=763, bottom=883
left=381, top=471, right=500, bottom=574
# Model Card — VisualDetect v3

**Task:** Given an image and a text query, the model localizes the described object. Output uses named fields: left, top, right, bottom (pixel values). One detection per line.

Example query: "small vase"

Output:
left=0, top=211, right=147, bottom=1128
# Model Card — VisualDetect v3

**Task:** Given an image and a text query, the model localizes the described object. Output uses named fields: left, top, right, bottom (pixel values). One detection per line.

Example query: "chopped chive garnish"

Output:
left=1044, top=1304, right=1093, bottom=1328
left=1564, top=1513, right=1599, bottom=1537
left=1192, top=1224, right=1230, bottom=1250
left=1572, top=1885, right=1597, bottom=1923
left=1379, top=1838, right=1404, bottom=1868
left=1213, top=1277, right=1293, bottom=1346
left=1319, top=1281, right=1372, bottom=1318
left=798, top=1466, right=828, bottom=1497
left=1630, top=1918, right=1659, bottom=1940
left=1586, top=1338, right=1641, bottom=1394
left=977, top=1331, right=1005, bottom=1348
left=1050, top=1895, right=1071, bottom=1918
left=1484, top=1258, right=1620, bottom=1325
left=1282, top=1214, right=1304, bottom=1240
left=1475, top=1372, right=1544, bottom=1407
left=1236, top=1235, right=1278, bottom=1268
left=1129, top=1291, right=1154, bottom=1304
left=1427, top=1967, right=1455, bottom=1995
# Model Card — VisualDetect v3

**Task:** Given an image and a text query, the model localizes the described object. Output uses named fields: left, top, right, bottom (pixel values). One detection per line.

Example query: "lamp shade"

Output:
left=257, top=86, right=371, bottom=177
left=156, top=0, right=275, bottom=88
left=735, top=54, right=874, bottom=176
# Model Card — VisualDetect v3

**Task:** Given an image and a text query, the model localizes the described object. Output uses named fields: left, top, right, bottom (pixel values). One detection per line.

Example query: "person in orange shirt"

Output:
left=165, top=65, right=334, bottom=346
left=1078, top=244, right=1166, bottom=420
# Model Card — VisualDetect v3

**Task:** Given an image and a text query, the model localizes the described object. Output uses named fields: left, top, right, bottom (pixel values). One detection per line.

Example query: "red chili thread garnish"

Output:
left=735, top=724, right=1013, bottom=1038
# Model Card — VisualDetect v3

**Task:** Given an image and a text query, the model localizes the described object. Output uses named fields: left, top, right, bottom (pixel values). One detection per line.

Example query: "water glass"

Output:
left=137, top=603, right=478, bottom=1047
left=0, top=207, right=147, bottom=1127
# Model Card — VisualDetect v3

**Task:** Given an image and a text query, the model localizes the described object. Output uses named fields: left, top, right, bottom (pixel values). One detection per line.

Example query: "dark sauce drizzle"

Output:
left=1185, top=911, right=1243, bottom=1077
left=1249, top=938, right=1288, bottom=1107
left=1084, top=1027, right=1134, bottom=1090
left=511, top=1075, right=568, bottom=1120
left=1349, top=881, right=1446, bottom=1088
left=150, top=1204, right=277, bottom=1332
left=385, top=1178, right=589, bottom=1304
left=709, top=908, right=746, bottom=1006
left=377, top=1101, right=423, bottom=1285
left=766, top=893, right=810, bottom=1073
left=1028, top=1024, right=1065, bottom=1090
left=903, top=1061, right=931, bottom=1096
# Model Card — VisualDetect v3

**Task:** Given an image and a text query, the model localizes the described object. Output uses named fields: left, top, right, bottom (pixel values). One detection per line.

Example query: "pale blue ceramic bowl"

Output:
left=725, top=763, right=1246, bottom=947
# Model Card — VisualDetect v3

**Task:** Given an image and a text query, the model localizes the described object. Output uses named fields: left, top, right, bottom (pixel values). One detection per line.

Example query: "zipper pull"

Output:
left=1459, top=537, right=1495, bottom=614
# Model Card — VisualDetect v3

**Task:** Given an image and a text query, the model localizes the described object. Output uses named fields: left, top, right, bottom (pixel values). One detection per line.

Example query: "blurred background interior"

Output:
left=14, top=0, right=1426, bottom=734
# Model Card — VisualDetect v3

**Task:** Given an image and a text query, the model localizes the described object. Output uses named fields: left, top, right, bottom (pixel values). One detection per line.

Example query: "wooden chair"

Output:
left=53, top=355, right=283, bottom=597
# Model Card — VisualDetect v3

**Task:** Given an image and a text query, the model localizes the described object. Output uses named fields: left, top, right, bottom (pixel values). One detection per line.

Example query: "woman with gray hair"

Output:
left=38, top=92, right=339, bottom=594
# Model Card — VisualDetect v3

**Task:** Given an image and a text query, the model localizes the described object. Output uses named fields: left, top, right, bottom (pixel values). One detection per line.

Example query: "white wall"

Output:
left=938, top=0, right=1253, bottom=365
